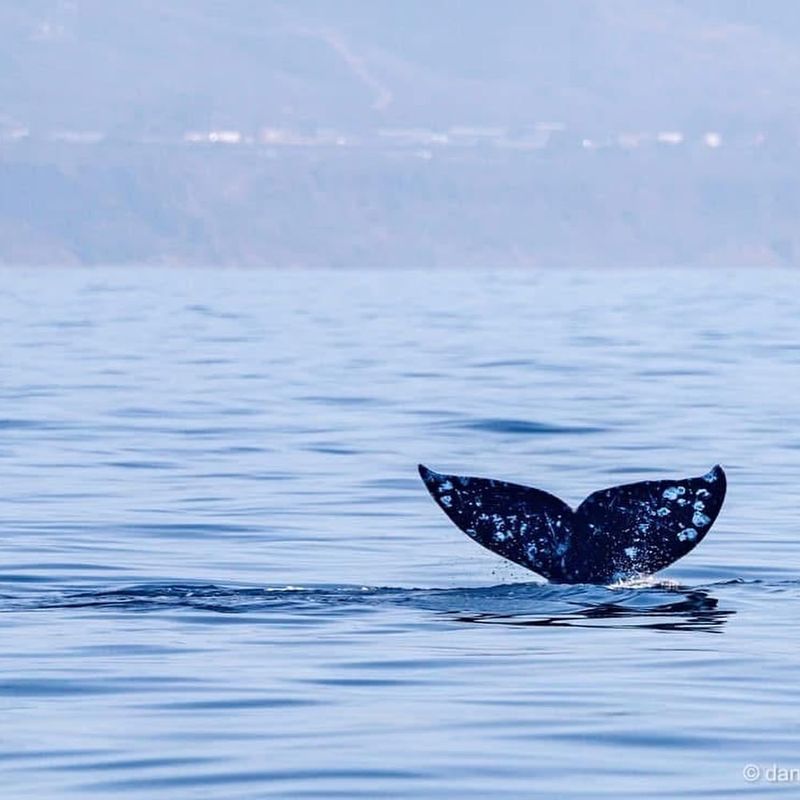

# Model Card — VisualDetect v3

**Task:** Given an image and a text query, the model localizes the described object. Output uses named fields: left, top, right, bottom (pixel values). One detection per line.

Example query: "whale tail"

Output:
left=418, top=464, right=726, bottom=584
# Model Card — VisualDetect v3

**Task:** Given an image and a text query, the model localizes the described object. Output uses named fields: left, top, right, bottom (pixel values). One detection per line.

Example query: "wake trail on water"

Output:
left=1, top=577, right=784, bottom=630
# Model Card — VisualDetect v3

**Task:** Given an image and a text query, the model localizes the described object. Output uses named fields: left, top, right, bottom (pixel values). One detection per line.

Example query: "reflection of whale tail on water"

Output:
left=418, top=463, right=727, bottom=584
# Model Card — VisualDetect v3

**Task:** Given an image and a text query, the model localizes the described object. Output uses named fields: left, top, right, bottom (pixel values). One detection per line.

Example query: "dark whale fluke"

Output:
left=418, top=464, right=726, bottom=584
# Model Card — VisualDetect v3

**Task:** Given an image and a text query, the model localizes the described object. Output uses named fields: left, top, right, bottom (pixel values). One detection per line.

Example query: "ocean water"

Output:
left=1, top=267, right=799, bottom=798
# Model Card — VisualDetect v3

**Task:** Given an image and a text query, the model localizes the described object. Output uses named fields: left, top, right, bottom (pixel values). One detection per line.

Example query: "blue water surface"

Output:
left=1, top=268, right=799, bottom=798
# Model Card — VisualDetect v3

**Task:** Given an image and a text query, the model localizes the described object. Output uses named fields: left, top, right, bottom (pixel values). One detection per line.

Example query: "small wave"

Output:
left=448, top=418, right=606, bottom=435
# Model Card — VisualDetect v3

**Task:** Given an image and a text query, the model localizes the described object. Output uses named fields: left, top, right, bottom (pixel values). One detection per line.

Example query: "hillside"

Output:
left=3, top=2, right=800, bottom=267
left=4, top=1, right=800, bottom=133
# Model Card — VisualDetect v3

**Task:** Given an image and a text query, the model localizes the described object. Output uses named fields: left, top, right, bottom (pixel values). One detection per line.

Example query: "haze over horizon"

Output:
left=3, top=1, right=800, bottom=267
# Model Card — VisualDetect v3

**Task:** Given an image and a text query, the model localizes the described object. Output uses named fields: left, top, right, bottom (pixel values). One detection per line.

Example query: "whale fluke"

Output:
left=418, top=464, right=726, bottom=584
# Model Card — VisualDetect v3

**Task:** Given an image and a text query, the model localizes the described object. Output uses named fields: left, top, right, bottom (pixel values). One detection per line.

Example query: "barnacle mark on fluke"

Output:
left=418, top=463, right=727, bottom=584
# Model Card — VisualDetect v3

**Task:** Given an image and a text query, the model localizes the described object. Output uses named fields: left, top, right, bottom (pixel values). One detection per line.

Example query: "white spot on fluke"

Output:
left=692, top=511, right=711, bottom=528
left=677, top=528, right=698, bottom=542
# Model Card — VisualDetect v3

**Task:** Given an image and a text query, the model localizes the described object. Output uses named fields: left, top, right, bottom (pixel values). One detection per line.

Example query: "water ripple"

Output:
left=446, top=418, right=607, bottom=435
